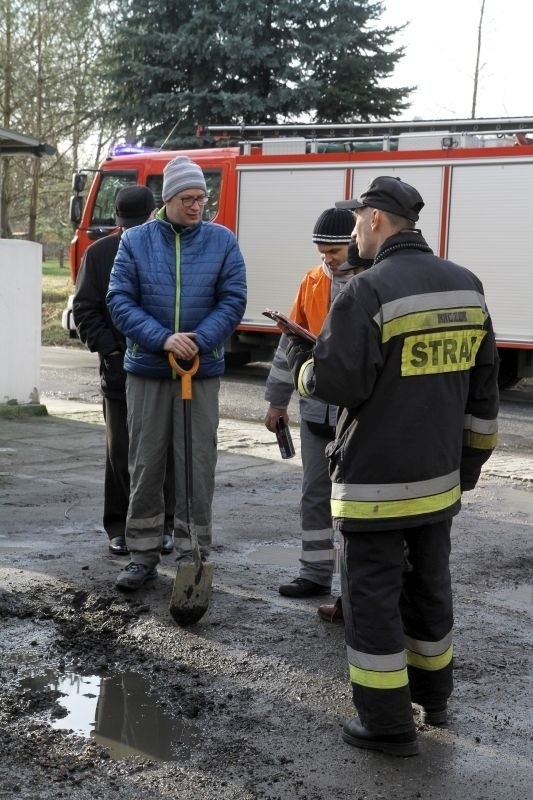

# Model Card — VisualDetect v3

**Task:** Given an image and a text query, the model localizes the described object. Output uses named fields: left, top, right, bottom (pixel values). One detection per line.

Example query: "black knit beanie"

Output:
left=312, top=208, right=354, bottom=244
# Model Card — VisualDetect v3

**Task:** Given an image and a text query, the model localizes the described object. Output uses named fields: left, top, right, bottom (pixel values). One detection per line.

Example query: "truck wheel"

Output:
left=224, top=352, right=251, bottom=367
left=497, top=350, right=519, bottom=390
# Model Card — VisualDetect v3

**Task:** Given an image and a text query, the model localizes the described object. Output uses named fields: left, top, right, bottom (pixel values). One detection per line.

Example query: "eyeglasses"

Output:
left=177, top=194, right=208, bottom=208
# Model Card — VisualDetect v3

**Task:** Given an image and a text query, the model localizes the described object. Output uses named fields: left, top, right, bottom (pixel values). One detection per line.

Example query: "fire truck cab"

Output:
left=64, top=118, right=533, bottom=386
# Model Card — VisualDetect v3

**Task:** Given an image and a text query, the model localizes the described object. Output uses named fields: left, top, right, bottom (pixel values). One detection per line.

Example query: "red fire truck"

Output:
left=63, top=117, right=533, bottom=386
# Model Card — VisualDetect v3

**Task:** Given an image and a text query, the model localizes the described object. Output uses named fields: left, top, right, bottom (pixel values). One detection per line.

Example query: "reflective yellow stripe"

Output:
left=463, top=414, right=498, bottom=450
left=297, top=358, right=314, bottom=398
left=401, top=329, right=486, bottom=376
left=463, top=430, right=498, bottom=449
left=331, top=484, right=461, bottom=520
left=349, top=664, right=409, bottom=689
left=406, top=644, right=453, bottom=671
left=382, top=307, right=485, bottom=343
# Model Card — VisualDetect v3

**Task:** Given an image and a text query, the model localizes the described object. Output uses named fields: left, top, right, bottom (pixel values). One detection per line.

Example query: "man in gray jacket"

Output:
left=264, top=209, right=371, bottom=599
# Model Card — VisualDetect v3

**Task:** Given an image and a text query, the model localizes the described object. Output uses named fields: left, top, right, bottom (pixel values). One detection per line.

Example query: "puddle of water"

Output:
left=249, top=544, right=299, bottom=566
left=492, top=486, right=533, bottom=521
left=21, top=670, right=199, bottom=761
left=492, top=583, right=532, bottom=607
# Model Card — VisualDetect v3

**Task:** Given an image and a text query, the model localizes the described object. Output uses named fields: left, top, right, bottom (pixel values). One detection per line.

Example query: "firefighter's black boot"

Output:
left=342, top=717, right=419, bottom=757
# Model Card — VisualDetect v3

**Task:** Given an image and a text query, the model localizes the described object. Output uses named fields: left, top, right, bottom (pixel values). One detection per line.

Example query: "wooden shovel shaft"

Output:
left=168, top=352, right=202, bottom=568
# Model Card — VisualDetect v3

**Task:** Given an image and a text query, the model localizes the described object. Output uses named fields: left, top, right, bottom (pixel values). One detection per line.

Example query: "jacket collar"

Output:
left=156, top=207, right=203, bottom=238
left=374, top=230, right=432, bottom=265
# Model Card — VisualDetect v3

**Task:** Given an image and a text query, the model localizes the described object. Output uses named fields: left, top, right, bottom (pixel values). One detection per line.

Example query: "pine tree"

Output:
left=311, top=0, right=411, bottom=122
left=106, top=0, right=411, bottom=146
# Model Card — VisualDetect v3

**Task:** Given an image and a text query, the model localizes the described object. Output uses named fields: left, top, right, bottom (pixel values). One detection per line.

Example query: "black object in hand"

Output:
left=275, top=416, right=295, bottom=459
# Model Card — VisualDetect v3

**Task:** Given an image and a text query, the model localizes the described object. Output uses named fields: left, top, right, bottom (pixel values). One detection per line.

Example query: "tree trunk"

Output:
left=0, top=159, right=11, bottom=239
left=28, top=158, right=40, bottom=242
left=28, top=0, right=43, bottom=242
left=471, top=0, right=486, bottom=118
left=1, top=0, right=13, bottom=238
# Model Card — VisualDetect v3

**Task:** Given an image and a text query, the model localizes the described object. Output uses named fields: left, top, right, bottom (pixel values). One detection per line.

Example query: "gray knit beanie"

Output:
left=162, top=156, right=207, bottom=202
left=312, top=208, right=354, bottom=244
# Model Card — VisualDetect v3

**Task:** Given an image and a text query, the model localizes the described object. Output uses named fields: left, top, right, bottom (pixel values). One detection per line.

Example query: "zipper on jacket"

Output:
left=174, top=234, right=181, bottom=333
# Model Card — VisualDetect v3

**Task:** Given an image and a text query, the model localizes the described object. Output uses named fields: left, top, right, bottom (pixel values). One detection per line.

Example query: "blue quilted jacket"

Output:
left=107, top=213, right=247, bottom=379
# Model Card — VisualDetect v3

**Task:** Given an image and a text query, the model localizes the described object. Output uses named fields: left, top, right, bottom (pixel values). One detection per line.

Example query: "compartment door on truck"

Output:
left=349, top=165, right=444, bottom=254
left=236, top=167, right=348, bottom=324
left=446, top=162, right=533, bottom=345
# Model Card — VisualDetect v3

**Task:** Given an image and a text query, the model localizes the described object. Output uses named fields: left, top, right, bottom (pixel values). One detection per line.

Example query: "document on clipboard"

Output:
left=262, top=309, right=316, bottom=344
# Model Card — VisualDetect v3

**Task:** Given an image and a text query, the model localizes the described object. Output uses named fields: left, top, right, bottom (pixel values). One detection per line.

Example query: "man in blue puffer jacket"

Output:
left=107, top=156, right=247, bottom=591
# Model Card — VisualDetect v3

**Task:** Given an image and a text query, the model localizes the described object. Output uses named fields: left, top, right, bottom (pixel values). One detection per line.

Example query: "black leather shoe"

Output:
left=109, top=537, right=129, bottom=555
left=279, top=578, right=331, bottom=597
left=161, top=532, right=174, bottom=555
left=342, top=717, right=419, bottom=757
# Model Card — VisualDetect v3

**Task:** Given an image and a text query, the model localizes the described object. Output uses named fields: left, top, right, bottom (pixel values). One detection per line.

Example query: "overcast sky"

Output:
left=380, top=0, right=531, bottom=121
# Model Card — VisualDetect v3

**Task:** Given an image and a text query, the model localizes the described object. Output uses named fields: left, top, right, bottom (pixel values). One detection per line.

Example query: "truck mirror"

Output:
left=71, top=171, right=87, bottom=193
left=69, top=194, right=83, bottom=225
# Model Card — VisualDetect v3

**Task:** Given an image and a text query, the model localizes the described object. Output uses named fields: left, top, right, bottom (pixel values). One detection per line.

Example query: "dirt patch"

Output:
left=0, top=413, right=532, bottom=799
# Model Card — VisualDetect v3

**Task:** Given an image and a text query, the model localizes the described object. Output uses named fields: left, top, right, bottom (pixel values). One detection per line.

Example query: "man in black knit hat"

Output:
left=264, top=207, right=372, bottom=599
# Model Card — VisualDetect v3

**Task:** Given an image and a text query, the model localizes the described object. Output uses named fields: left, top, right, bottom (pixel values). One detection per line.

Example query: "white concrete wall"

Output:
left=0, top=239, right=42, bottom=404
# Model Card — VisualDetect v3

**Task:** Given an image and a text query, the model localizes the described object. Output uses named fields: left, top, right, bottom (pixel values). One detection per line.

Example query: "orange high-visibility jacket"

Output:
left=289, top=265, right=331, bottom=335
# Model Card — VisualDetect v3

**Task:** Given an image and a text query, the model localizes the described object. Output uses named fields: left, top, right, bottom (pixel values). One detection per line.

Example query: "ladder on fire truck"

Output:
left=197, top=116, right=533, bottom=153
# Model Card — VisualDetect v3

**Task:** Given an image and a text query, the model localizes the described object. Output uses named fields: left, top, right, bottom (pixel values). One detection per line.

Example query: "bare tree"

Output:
left=0, top=0, right=116, bottom=245
left=27, top=0, right=44, bottom=242
left=471, top=0, right=486, bottom=118
left=1, top=0, right=14, bottom=238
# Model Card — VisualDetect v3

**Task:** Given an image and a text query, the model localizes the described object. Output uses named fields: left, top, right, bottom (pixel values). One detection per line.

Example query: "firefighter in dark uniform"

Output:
left=286, top=176, right=499, bottom=757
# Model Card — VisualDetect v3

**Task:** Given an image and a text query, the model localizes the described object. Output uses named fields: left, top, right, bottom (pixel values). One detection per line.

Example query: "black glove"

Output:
left=286, top=336, right=314, bottom=391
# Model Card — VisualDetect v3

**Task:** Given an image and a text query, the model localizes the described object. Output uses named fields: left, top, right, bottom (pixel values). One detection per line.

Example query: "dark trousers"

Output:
left=341, top=519, right=454, bottom=735
left=102, top=396, right=175, bottom=540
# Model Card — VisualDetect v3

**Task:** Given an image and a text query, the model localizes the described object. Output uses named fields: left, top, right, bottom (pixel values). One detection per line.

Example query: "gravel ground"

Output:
left=0, top=405, right=531, bottom=800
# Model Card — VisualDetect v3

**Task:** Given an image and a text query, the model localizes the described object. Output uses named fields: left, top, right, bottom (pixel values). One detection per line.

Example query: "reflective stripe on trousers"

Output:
left=298, top=420, right=334, bottom=586
left=126, top=374, right=219, bottom=567
left=341, top=520, right=454, bottom=735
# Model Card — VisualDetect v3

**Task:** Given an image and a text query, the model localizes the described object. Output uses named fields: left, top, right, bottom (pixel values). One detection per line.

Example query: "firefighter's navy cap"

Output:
left=115, top=185, right=156, bottom=228
left=336, top=176, right=425, bottom=222
left=338, top=241, right=374, bottom=272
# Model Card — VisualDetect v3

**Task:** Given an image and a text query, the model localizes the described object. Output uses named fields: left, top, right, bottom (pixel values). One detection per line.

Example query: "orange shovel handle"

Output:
left=168, top=353, right=200, bottom=400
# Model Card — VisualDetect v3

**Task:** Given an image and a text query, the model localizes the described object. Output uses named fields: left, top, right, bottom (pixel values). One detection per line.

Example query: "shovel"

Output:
left=168, top=352, right=214, bottom=625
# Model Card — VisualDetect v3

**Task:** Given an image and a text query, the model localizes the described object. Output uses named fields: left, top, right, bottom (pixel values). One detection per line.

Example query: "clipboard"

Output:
left=262, top=309, right=316, bottom=344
